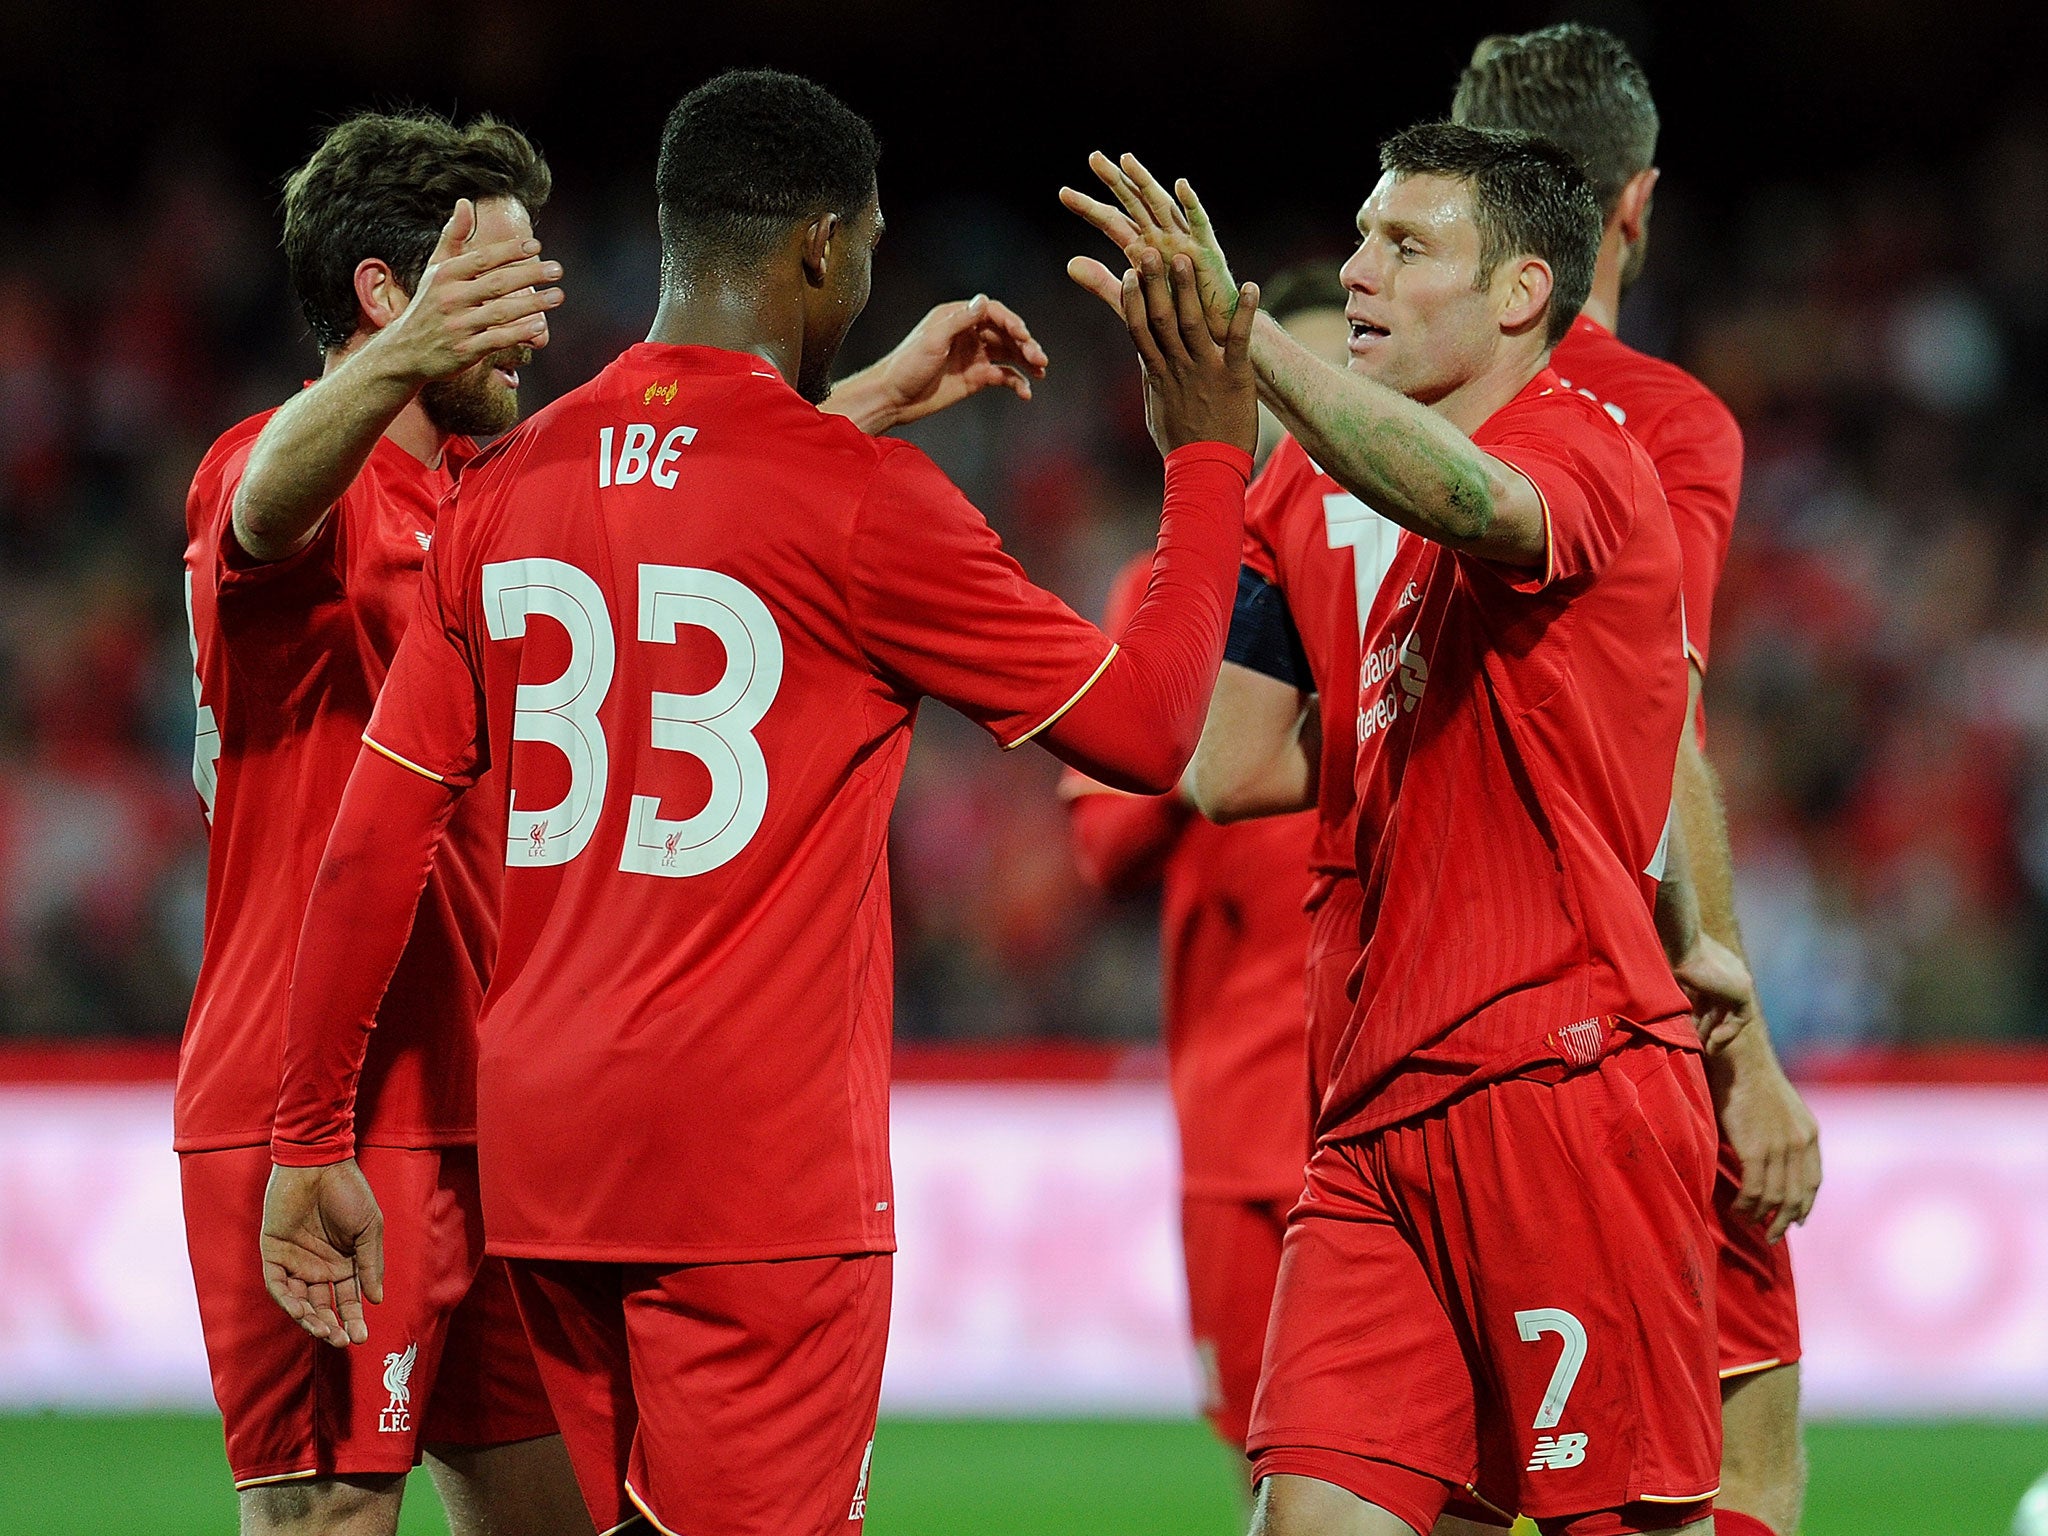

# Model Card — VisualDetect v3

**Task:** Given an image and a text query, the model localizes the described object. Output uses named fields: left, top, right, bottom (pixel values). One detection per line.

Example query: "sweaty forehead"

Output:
left=1357, top=173, right=1476, bottom=243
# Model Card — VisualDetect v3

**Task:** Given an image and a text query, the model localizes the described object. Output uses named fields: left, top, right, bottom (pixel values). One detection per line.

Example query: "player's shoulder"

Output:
left=186, top=406, right=282, bottom=538
left=1552, top=317, right=1738, bottom=440
left=191, top=406, right=279, bottom=488
left=1489, top=365, right=1639, bottom=451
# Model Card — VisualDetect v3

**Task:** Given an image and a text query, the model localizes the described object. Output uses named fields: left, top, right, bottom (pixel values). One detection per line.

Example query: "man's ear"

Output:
left=1615, top=167, right=1659, bottom=247
left=1498, top=254, right=1555, bottom=339
left=352, top=258, right=409, bottom=334
left=801, top=213, right=841, bottom=289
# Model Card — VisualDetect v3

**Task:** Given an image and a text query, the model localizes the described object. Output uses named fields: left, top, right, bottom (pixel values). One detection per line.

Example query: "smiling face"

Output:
left=418, top=195, right=536, bottom=438
left=1339, top=171, right=1514, bottom=407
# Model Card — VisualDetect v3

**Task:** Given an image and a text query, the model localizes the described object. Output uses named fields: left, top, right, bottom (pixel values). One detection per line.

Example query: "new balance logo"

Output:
left=848, top=1438, right=874, bottom=1520
left=1527, top=1432, right=1589, bottom=1471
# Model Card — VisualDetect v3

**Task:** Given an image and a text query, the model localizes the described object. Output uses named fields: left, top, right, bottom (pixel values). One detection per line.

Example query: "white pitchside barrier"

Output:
left=1, top=1077, right=2045, bottom=1416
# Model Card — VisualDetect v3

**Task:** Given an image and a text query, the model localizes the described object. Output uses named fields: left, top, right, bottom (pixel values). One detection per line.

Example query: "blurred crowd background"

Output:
left=3, top=0, right=2046, bottom=1059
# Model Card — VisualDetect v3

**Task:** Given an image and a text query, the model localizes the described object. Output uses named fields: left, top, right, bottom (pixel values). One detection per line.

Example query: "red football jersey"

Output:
left=1240, top=436, right=1403, bottom=883
left=1066, top=554, right=1312, bottom=1200
left=176, top=411, right=499, bottom=1151
left=353, top=343, right=1216, bottom=1263
left=1550, top=315, right=1744, bottom=677
left=1323, top=369, right=1696, bottom=1143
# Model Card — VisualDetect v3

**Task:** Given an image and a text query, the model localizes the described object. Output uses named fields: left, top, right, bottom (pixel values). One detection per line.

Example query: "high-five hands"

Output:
left=1062, top=152, right=1242, bottom=340
left=369, top=197, right=563, bottom=389
left=1118, top=246, right=1261, bottom=458
left=260, top=1160, right=386, bottom=1348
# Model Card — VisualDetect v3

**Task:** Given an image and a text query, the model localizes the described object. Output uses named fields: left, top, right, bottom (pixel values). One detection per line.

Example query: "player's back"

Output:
left=410, top=342, right=1114, bottom=1261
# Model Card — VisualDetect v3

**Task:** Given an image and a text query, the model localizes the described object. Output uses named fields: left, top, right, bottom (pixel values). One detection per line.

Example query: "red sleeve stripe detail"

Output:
left=361, top=734, right=446, bottom=784
left=1001, top=643, right=1119, bottom=752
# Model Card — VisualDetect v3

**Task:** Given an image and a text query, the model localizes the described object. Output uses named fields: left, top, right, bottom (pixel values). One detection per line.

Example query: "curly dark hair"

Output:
left=1378, top=121, right=1601, bottom=346
left=656, top=69, right=881, bottom=269
left=281, top=111, right=552, bottom=352
left=1451, top=23, right=1659, bottom=219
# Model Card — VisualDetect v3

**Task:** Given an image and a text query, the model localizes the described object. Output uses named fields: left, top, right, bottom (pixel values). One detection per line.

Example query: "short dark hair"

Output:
left=1379, top=121, right=1600, bottom=346
left=282, top=112, right=552, bottom=352
left=1261, top=263, right=1350, bottom=324
left=1451, top=23, right=1659, bottom=219
left=657, top=70, right=881, bottom=268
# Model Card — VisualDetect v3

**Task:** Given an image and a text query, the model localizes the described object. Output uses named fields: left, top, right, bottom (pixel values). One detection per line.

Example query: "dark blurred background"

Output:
left=4, top=0, right=2047, bottom=1057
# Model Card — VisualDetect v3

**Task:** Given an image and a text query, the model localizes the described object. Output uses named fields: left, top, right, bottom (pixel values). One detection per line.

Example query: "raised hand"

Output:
left=1118, top=244, right=1260, bottom=457
left=370, top=198, right=564, bottom=387
left=261, top=1161, right=386, bottom=1347
left=824, top=295, right=1050, bottom=433
left=1062, top=153, right=1239, bottom=339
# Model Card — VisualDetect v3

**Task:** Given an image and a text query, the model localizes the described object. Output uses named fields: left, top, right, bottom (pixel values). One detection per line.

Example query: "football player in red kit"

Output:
left=1067, top=125, right=1756, bottom=1534
left=178, top=112, right=588, bottom=1536
left=259, top=70, right=1260, bottom=1536
left=191, top=105, right=1053, bottom=1536
left=1454, top=29, right=1819, bottom=1536
left=1061, top=273, right=1350, bottom=1457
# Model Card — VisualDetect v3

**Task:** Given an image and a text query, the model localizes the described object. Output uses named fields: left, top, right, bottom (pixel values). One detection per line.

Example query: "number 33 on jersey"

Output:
left=480, top=557, right=781, bottom=876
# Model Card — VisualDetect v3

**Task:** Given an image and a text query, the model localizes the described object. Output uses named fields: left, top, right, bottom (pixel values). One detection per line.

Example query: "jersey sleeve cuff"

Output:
left=362, top=734, right=447, bottom=783
left=1163, top=441, right=1256, bottom=481
left=1473, top=450, right=1557, bottom=592
left=1002, top=643, right=1119, bottom=751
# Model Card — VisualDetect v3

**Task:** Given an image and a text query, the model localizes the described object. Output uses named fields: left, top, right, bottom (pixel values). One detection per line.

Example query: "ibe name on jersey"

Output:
left=597, top=422, right=699, bottom=489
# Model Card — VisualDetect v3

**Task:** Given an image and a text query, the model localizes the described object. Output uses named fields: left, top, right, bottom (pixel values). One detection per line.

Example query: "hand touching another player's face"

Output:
left=367, top=198, right=563, bottom=389
left=1062, top=153, right=1241, bottom=340
left=1116, top=245, right=1261, bottom=458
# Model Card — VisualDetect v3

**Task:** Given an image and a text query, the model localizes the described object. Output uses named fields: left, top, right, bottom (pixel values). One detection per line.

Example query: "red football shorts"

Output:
left=1713, top=1128, right=1803, bottom=1380
left=1304, top=879, right=1366, bottom=1119
left=1249, top=1041, right=1721, bottom=1535
left=180, top=1144, right=556, bottom=1488
left=1182, top=1194, right=1292, bottom=1452
left=506, top=1252, right=892, bottom=1536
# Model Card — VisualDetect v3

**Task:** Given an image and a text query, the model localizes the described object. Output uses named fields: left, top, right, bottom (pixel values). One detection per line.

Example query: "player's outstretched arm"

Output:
left=233, top=199, right=563, bottom=563
left=822, top=295, right=1049, bottom=434
left=1032, top=251, right=1261, bottom=792
left=1675, top=701, right=1821, bottom=1240
left=1185, top=663, right=1317, bottom=822
left=1062, top=155, right=1547, bottom=567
